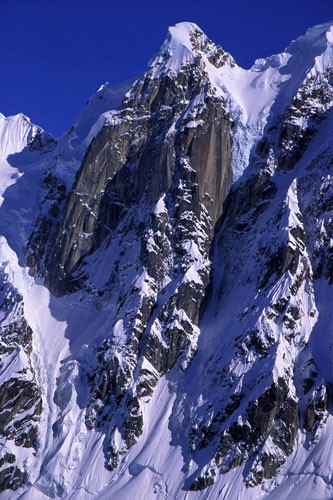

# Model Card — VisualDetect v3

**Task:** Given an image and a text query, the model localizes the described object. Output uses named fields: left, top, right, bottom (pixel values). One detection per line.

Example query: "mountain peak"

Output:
left=278, top=20, right=333, bottom=83
left=0, top=112, right=42, bottom=157
left=3, top=19, right=333, bottom=500
left=167, top=21, right=203, bottom=49
left=303, top=20, right=333, bottom=44
left=149, top=21, right=235, bottom=78
left=281, top=20, right=333, bottom=60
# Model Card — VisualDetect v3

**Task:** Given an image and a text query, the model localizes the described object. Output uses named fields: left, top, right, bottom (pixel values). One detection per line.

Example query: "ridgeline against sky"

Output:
left=0, top=0, right=331, bottom=136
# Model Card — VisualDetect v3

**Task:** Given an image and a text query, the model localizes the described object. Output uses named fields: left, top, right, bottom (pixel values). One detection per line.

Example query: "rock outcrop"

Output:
left=38, top=23, right=233, bottom=468
left=1, top=20, right=333, bottom=500
left=0, top=250, right=42, bottom=492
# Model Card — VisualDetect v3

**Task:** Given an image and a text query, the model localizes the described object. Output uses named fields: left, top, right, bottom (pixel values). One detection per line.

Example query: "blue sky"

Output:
left=0, top=0, right=331, bottom=136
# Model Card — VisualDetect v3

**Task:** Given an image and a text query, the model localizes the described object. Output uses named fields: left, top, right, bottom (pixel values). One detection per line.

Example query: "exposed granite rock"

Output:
left=304, top=385, right=329, bottom=432
left=0, top=272, right=42, bottom=491
left=26, top=26, right=233, bottom=470
left=42, top=76, right=231, bottom=295
left=177, top=59, right=333, bottom=491
left=189, top=472, right=215, bottom=491
left=0, top=464, right=26, bottom=493
left=27, top=171, right=67, bottom=274
left=17, top=20, right=333, bottom=497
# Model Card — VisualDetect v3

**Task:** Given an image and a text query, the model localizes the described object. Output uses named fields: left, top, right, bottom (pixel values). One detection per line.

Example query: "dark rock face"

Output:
left=27, top=25, right=233, bottom=470
left=0, top=271, right=42, bottom=490
left=0, top=378, right=42, bottom=447
left=81, top=63, right=232, bottom=470
left=0, top=462, right=26, bottom=493
left=8, top=20, right=332, bottom=497
left=173, top=49, right=333, bottom=490
left=27, top=171, right=67, bottom=274
left=42, top=69, right=231, bottom=295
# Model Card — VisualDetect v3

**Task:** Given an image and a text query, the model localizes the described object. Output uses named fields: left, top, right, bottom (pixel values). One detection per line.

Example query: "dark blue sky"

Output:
left=0, top=0, right=331, bottom=136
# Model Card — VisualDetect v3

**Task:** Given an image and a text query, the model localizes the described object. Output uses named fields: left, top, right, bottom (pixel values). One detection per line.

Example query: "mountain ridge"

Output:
left=0, top=20, right=332, bottom=499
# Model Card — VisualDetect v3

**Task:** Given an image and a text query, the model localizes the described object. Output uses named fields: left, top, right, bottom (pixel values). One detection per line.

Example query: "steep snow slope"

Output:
left=0, top=19, right=333, bottom=500
left=0, top=80, right=138, bottom=493
left=0, top=113, right=42, bottom=157
left=0, top=114, right=43, bottom=205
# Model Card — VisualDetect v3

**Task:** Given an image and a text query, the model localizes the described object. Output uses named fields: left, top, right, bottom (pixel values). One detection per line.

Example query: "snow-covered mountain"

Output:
left=0, top=20, right=333, bottom=499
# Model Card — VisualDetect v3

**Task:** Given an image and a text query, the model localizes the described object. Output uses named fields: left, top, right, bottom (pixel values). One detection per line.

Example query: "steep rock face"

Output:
left=27, top=78, right=133, bottom=276
left=0, top=117, right=54, bottom=492
left=173, top=25, right=333, bottom=489
left=27, top=23, right=233, bottom=469
left=175, top=173, right=317, bottom=489
left=41, top=24, right=232, bottom=294
left=1, top=20, right=333, bottom=500
left=0, top=242, right=42, bottom=492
